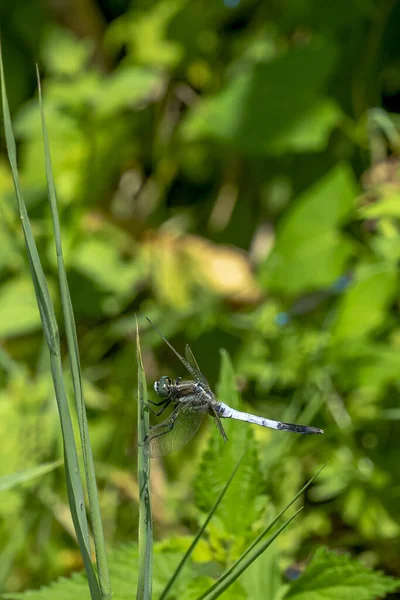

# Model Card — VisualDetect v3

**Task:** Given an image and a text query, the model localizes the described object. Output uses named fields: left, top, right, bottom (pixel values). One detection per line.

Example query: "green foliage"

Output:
left=182, top=39, right=339, bottom=155
left=1, top=0, right=400, bottom=596
left=283, top=547, right=400, bottom=600
left=262, top=164, right=357, bottom=295
left=194, top=351, right=264, bottom=539
left=332, top=263, right=397, bottom=341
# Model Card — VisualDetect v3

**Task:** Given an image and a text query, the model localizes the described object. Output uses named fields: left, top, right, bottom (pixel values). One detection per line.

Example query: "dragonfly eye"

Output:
left=154, top=376, right=172, bottom=398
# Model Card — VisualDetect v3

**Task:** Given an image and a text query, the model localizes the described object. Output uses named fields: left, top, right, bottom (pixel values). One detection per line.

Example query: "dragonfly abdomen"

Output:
left=216, top=402, right=323, bottom=435
left=217, top=402, right=282, bottom=430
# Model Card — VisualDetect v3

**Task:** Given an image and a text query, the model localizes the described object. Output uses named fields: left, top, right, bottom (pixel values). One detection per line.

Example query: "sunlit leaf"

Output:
left=262, top=164, right=357, bottom=294
left=283, top=547, right=400, bottom=600
left=332, top=263, right=397, bottom=341
left=181, top=39, right=337, bottom=155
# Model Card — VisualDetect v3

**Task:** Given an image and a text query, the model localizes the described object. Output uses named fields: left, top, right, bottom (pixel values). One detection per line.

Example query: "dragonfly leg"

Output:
left=144, top=404, right=181, bottom=442
left=146, top=420, right=174, bottom=442
left=207, top=403, right=228, bottom=442
left=148, top=397, right=170, bottom=406
left=143, top=400, right=171, bottom=417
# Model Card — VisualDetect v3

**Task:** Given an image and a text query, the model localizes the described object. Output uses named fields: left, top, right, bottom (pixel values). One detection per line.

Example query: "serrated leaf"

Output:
left=2, top=544, right=199, bottom=600
left=159, top=458, right=242, bottom=600
left=241, top=545, right=283, bottom=600
left=194, top=350, right=264, bottom=536
left=283, top=547, right=400, bottom=600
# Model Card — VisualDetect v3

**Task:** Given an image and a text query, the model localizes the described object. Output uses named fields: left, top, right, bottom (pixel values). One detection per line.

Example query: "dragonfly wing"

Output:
left=146, top=400, right=207, bottom=457
left=146, top=318, right=199, bottom=380
left=185, top=344, right=209, bottom=386
left=207, top=402, right=228, bottom=442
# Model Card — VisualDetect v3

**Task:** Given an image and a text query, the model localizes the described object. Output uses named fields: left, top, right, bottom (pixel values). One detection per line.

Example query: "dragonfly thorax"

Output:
left=154, top=375, right=173, bottom=398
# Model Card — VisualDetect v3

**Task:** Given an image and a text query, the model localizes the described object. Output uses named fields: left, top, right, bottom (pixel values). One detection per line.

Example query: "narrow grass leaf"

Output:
left=197, top=466, right=324, bottom=600
left=198, top=508, right=302, bottom=600
left=159, top=456, right=244, bottom=600
left=36, top=67, right=111, bottom=600
left=136, top=316, right=152, bottom=600
left=227, top=466, right=325, bottom=571
left=0, top=460, right=63, bottom=492
left=0, top=45, right=101, bottom=600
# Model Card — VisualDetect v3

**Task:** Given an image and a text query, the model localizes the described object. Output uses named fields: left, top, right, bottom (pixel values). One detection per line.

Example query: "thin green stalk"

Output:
left=36, top=68, right=111, bottom=600
left=136, top=317, right=153, bottom=600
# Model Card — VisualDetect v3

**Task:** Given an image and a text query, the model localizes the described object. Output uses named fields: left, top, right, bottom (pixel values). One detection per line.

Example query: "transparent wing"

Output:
left=146, top=400, right=208, bottom=457
left=146, top=318, right=200, bottom=381
left=185, top=344, right=209, bottom=386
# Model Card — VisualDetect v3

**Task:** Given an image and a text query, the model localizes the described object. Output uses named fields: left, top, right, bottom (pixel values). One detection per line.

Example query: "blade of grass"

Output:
left=0, top=45, right=101, bottom=600
left=159, top=455, right=244, bottom=600
left=198, top=508, right=302, bottom=600
left=136, top=316, right=152, bottom=600
left=36, top=67, right=111, bottom=600
left=198, top=466, right=324, bottom=600
left=0, top=460, right=63, bottom=492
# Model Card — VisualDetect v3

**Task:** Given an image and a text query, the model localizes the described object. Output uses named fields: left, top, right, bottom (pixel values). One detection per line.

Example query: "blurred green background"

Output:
left=1, top=0, right=400, bottom=595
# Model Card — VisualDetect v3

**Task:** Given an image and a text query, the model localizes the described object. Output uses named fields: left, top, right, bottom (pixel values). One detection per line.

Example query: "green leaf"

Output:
left=283, top=547, right=400, bottom=600
left=0, top=277, right=41, bottom=337
left=159, top=457, right=243, bottom=600
left=181, top=39, right=337, bottom=155
left=198, top=509, right=302, bottom=600
left=73, top=238, right=142, bottom=296
left=265, top=98, right=342, bottom=155
left=0, top=460, right=62, bottom=493
left=3, top=543, right=209, bottom=600
left=262, top=164, right=357, bottom=294
left=41, top=26, right=93, bottom=75
left=198, top=468, right=324, bottom=600
left=95, top=66, right=164, bottom=117
left=332, top=263, right=397, bottom=341
left=241, top=545, right=283, bottom=600
left=359, top=193, right=400, bottom=219
left=194, top=350, right=264, bottom=536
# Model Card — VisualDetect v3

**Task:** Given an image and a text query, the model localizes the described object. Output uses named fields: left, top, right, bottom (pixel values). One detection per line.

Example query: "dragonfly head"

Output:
left=154, top=375, right=172, bottom=398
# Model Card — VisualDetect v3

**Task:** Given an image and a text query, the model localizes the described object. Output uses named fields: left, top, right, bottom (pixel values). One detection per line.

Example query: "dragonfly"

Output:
left=144, top=318, right=323, bottom=457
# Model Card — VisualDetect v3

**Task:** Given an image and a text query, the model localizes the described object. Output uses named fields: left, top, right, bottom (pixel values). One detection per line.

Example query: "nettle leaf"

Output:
left=194, top=350, right=264, bottom=537
left=181, top=39, right=338, bottom=155
left=262, top=163, right=357, bottom=295
left=3, top=543, right=197, bottom=600
left=241, top=544, right=283, bottom=600
left=283, top=547, right=400, bottom=600
left=184, top=576, right=247, bottom=600
left=332, top=262, right=397, bottom=341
